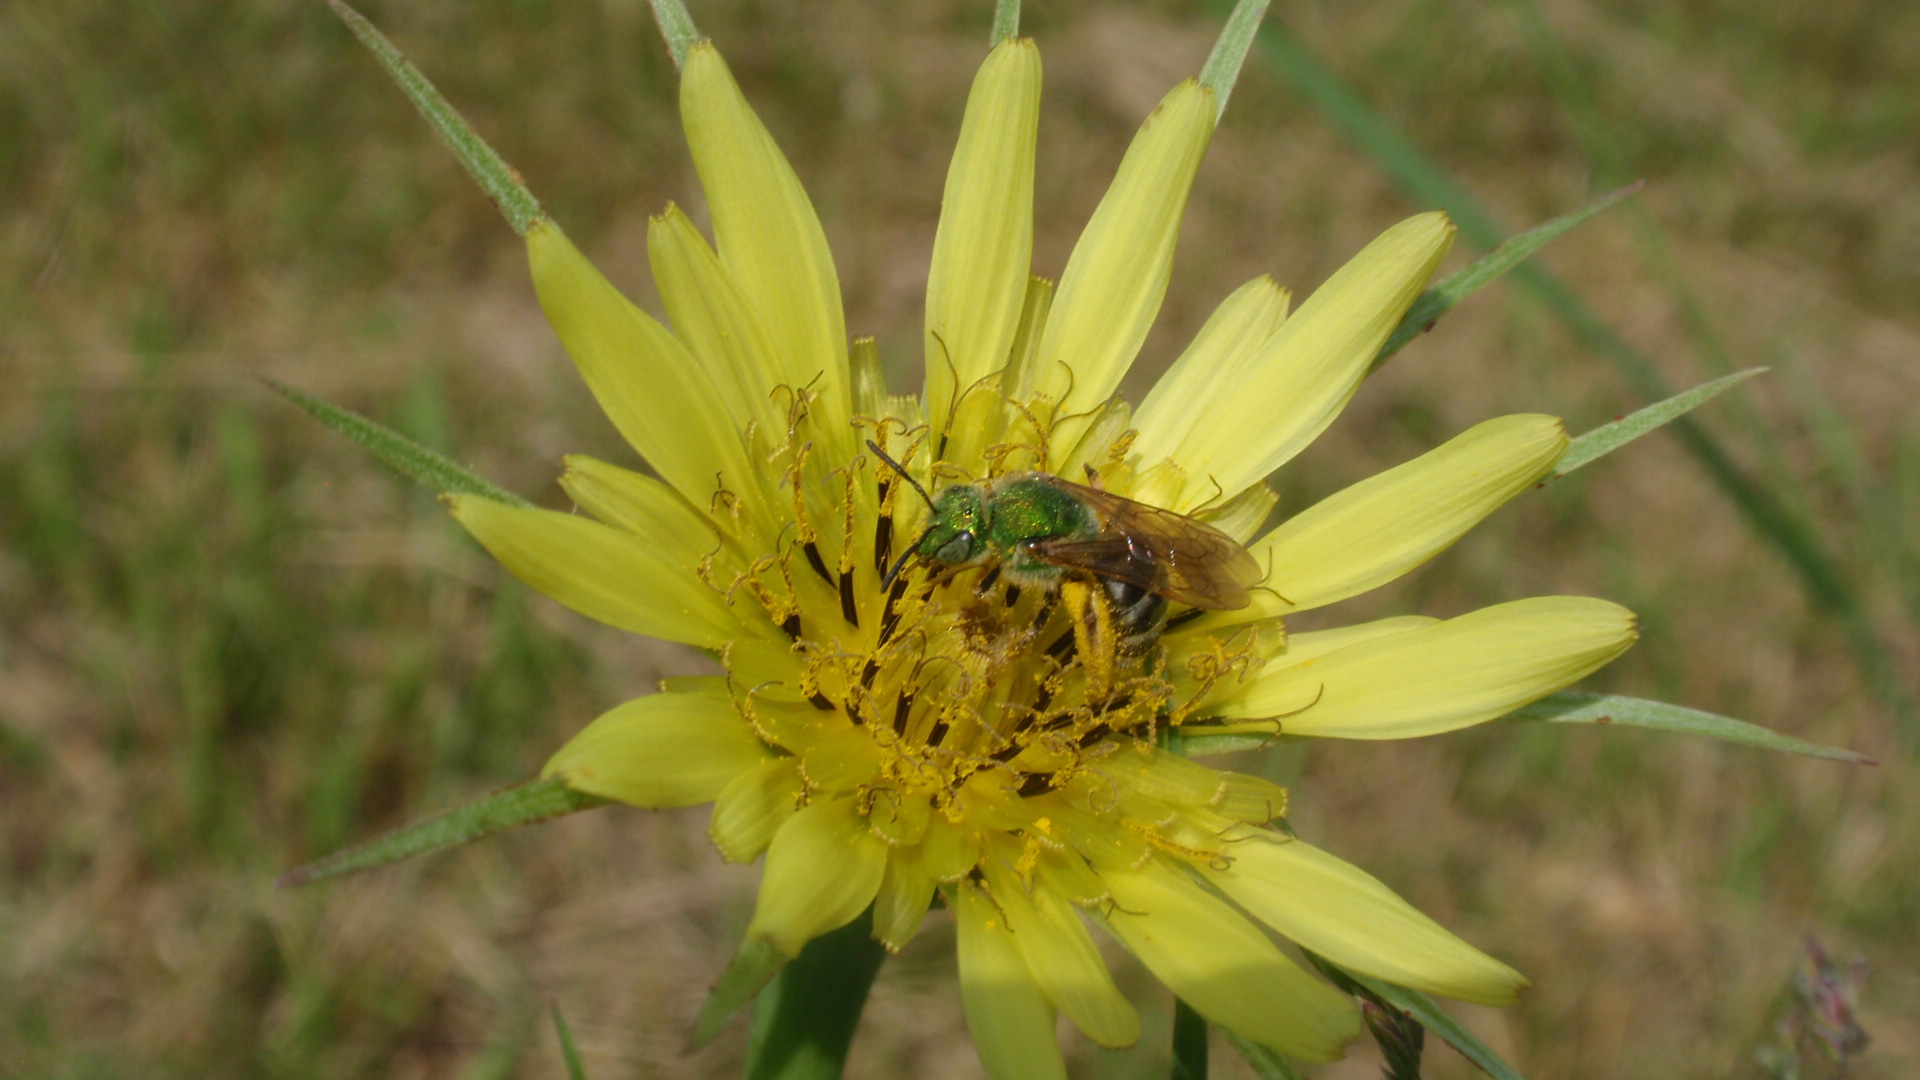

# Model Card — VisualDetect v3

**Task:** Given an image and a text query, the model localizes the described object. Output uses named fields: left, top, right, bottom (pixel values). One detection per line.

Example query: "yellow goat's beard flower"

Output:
left=442, top=37, right=1635, bottom=1073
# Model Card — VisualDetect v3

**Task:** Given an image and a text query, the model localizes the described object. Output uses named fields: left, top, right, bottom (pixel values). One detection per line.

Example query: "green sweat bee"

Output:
left=871, top=442, right=1263, bottom=665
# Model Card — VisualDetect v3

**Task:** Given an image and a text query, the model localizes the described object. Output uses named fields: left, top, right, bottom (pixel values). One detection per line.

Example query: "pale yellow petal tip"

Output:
left=1441, top=956, right=1531, bottom=1007
left=1157, top=78, right=1218, bottom=124
left=1403, top=210, right=1456, bottom=259
left=684, top=37, right=722, bottom=68
left=987, top=34, right=1040, bottom=58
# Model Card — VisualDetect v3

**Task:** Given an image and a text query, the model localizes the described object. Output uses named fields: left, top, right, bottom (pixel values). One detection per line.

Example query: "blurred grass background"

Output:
left=3, top=0, right=1917, bottom=1076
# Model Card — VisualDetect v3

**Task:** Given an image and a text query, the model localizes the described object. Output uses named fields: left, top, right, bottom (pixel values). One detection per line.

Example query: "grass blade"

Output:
left=1220, top=1030, right=1304, bottom=1080
left=277, top=776, right=604, bottom=887
left=325, top=0, right=544, bottom=235
left=648, top=0, right=701, bottom=67
left=1552, top=368, right=1766, bottom=478
left=552, top=1004, right=590, bottom=1080
left=1502, top=692, right=1873, bottom=764
left=1250, top=15, right=1914, bottom=735
left=1199, top=0, right=1271, bottom=120
left=1172, top=998, right=1209, bottom=1079
left=1372, top=183, right=1642, bottom=372
left=266, top=379, right=531, bottom=507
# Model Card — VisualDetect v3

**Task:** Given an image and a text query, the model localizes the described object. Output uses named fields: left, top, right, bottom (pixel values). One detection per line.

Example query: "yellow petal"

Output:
left=746, top=795, right=887, bottom=956
left=1230, top=414, right=1568, bottom=620
left=447, top=495, right=751, bottom=648
left=709, top=756, right=804, bottom=863
left=873, top=848, right=936, bottom=952
left=953, top=883, right=1068, bottom=1080
left=560, top=454, right=724, bottom=552
left=1131, top=276, right=1291, bottom=500
left=798, top=726, right=884, bottom=792
left=920, top=814, right=984, bottom=882
left=1216, top=596, right=1638, bottom=738
left=983, top=862, right=1140, bottom=1049
left=1205, top=834, right=1527, bottom=1005
left=648, top=203, right=783, bottom=432
left=1098, top=858, right=1358, bottom=1061
left=681, top=43, right=850, bottom=451
left=525, top=221, right=754, bottom=510
left=541, top=689, right=771, bottom=807
left=1171, top=212, right=1455, bottom=497
left=1026, top=80, right=1215, bottom=428
left=925, top=37, right=1042, bottom=439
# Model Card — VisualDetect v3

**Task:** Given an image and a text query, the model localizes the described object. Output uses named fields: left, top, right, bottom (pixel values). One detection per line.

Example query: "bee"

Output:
left=871, top=442, right=1262, bottom=672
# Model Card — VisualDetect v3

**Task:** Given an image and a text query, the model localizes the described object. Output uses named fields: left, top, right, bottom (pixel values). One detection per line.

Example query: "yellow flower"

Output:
left=447, top=33, right=1634, bottom=1076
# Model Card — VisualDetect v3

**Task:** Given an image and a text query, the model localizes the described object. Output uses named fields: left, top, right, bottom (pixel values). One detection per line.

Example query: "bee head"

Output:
left=916, top=484, right=987, bottom=567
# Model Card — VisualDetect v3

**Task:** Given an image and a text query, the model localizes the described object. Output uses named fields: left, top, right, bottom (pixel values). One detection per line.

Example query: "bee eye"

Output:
left=935, top=531, right=976, bottom=565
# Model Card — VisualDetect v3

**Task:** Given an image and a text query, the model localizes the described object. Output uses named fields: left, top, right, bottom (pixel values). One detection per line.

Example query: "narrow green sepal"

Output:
left=1552, top=368, right=1765, bottom=478
left=277, top=776, right=605, bottom=887
left=648, top=0, right=701, bottom=67
left=691, top=937, right=790, bottom=1048
left=1303, top=953, right=1527, bottom=1080
left=990, top=0, right=1021, bottom=45
left=1199, top=0, right=1272, bottom=119
left=552, top=1004, right=591, bottom=1080
left=1502, top=692, right=1873, bottom=764
left=1372, top=182, right=1643, bottom=372
left=266, top=379, right=531, bottom=507
left=1172, top=998, right=1210, bottom=1079
left=1220, top=1029, right=1304, bottom=1080
left=1173, top=730, right=1304, bottom=756
left=325, top=0, right=544, bottom=234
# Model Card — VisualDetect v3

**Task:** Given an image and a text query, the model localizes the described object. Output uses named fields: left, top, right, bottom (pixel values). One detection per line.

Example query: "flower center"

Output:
left=708, top=387, right=1270, bottom=821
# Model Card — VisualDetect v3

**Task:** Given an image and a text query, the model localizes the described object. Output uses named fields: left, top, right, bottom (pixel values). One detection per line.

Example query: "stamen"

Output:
left=802, top=540, right=836, bottom=588
left=839, top=571, right=859, bottom=628
left=874, top=486, right=893, bottom=572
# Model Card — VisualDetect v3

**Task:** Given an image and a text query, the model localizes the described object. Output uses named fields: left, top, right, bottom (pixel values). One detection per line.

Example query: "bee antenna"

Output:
left=881, top=543, right=919, bottom=591
left=866, top=439, right=937, bottom=511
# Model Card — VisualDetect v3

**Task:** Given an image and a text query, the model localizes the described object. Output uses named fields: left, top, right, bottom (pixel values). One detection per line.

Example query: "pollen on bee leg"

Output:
left=1060, top=578, right=1118, bottom=703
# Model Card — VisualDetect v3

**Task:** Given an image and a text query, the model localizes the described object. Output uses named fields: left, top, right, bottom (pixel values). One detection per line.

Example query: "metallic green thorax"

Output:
left=914, top=474, right=1097, bottom=582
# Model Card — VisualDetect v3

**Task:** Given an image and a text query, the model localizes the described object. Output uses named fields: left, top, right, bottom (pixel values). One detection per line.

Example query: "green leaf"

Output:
left=552, top=1004, right=590, bottom=1080
left=1305, top=954, right=1525, bottom=1080
left=1199, top=0, right=1271, bottom=120
left=743, top=910, right=888, bottom=1080
left=278, top=776, right=604, bottom=887
left=692, top=937, right=789, bottom=1048
left=648, top=0, right=701, bottom=68
left=991, top=0, right=1021, bottom=44
left=1220, top=1030, right=1304, bottom=1080
left=325, top=0, right=544, bottom=235
left=1172, top=998, right=1209, bottom=1080
left=1553, top=368, right=1765, bottom=478
left=1372, top=182, right=1641, bottom=372
left=266, top=379, right=531, bottom=507
left=1503, top=692, right=1873, bottom=764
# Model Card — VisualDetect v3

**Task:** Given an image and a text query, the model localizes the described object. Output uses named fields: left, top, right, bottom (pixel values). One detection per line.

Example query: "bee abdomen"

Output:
left=1102, top=577, right=1168, bottom=655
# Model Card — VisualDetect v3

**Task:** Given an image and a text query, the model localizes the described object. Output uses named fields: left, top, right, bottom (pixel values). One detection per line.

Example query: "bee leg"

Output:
left=1060, top=578, right=1117, bottom=703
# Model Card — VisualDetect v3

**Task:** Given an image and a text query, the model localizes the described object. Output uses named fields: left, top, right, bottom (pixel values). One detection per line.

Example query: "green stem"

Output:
left=744, top=911, right=888, bottom=1080
left=1172, top=998, right=1209, bottom=1080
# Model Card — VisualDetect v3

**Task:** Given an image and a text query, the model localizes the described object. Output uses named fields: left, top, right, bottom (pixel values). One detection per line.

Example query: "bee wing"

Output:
left=1027, top=477, right=1263, bottom=610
